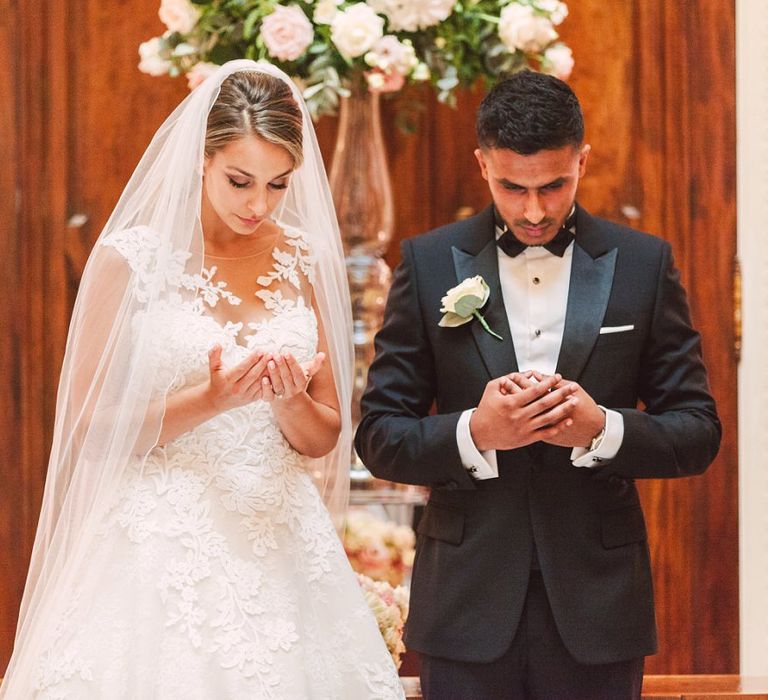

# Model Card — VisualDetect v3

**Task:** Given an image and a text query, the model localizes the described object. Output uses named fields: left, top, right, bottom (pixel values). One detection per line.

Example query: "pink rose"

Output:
left=186, top=62, right=219, bottom=90
left=260, top=5, right=314, bottom=62
left=365, top=68, right=406, bottom=94
left=358, top=542, right=390, bottom=569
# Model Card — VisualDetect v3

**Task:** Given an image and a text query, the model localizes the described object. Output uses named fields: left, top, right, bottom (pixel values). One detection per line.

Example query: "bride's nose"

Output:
left=246, top=188, right=269, bottom=217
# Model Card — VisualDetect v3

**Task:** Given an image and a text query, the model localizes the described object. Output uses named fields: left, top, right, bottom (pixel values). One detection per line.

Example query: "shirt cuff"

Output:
left=456, top=409, right=498, bottom=480
left=570, top=407, right=624, bottom=468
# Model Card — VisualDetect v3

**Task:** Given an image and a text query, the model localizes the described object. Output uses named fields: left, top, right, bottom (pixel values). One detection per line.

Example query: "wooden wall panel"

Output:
left=672, top=0, right=737, bottom=673
left=2, top=0, right=737, bottom=676
left=65, top=1, right=188, bottom=292
left=0, top=0, right=22, bottom=667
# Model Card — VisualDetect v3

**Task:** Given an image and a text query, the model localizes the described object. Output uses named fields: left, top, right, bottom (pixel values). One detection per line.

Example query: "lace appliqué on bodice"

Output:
left=32, top=226, right=403, bottom=699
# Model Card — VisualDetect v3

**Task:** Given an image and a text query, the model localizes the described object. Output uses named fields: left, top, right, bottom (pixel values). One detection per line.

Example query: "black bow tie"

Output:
left=495, top=209, right=576, bottom=258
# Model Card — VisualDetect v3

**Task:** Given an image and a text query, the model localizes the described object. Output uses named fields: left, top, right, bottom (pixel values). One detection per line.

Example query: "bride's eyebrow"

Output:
left=228, top=166, right=292, bottom=180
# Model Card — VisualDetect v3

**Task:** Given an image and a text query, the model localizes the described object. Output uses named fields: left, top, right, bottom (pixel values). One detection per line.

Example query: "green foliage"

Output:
left=144, top=0, right=570, bottom=120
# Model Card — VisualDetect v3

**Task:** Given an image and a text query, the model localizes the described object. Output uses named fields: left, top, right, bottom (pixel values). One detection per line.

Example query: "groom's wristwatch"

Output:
left=588, top=426, right=606, bottom=453
left=588, top=408, right=607, bottom=452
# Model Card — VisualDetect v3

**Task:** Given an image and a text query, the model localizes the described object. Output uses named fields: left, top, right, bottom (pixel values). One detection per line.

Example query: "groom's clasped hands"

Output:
left=468, top=370, right=606, bottom=451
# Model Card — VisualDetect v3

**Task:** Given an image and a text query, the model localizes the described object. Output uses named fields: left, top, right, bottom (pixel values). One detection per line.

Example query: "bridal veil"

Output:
left=1, top=60, right=354, bottom=694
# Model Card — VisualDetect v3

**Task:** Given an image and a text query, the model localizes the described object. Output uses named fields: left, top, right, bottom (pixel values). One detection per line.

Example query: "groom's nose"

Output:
left=523, top=193, right=545, bottom=224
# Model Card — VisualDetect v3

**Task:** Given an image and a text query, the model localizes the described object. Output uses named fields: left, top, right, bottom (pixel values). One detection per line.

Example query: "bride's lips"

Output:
left=236, top=214, right=262, bottom=227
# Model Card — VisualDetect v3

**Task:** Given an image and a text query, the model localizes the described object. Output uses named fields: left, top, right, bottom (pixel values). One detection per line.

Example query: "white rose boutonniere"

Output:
left=439, top=275, right=502, bottom=340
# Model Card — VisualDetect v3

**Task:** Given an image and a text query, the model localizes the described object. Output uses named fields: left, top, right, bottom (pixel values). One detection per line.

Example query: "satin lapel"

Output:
left=555, top=242, right=617, bottom=381
left=452, top=239, right=517, bottom=380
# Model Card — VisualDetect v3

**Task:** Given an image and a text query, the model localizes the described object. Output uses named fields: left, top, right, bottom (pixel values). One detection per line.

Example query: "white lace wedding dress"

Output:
left=30, top=225, right=404, bottom=699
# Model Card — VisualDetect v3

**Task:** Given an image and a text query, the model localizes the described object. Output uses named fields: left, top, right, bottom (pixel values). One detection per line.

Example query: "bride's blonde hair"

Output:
left=205, top=70, right=304, bottom=166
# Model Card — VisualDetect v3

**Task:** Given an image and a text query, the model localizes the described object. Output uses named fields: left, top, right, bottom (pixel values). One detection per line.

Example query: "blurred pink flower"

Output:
left=186, top=62, right=218, bottom=90
left=365, top=68, right=406, bottom=93
left=260, top=5, right=314, bottom=62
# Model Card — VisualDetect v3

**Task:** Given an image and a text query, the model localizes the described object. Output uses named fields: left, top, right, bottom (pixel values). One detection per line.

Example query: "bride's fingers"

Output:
left=284, top=354, right=309, bottom=389
left=236, top=355, right=269, bottom=389
left=231, top=350, right=264, bottom=381
left=306, top=352, right=325, bottom=378
left=272, top=354, right=298, bottom=394
left=261, top=376, right=276, bottom=402
left=243, top=373, right=266, bottom=398
left=235, top=355, right=268, bottom=384
left=299, top=353, right=325, bottom=385
left=266, top=358, right=286, bottom=398
left=208, top=345, right=224, bottom=376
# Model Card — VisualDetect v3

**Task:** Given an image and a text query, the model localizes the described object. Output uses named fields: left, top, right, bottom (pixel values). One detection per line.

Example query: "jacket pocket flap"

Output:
left=601, top=505, right=647, bottom=549
left=417, top=502, right=465, bottom=545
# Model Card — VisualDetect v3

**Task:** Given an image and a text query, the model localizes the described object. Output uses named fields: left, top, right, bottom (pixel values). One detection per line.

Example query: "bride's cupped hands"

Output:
left=206, top=344, right=325, bottom=410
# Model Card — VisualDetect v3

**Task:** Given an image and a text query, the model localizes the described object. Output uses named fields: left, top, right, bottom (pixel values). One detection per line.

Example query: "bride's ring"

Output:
left=274, top=390, right=284, bottom=398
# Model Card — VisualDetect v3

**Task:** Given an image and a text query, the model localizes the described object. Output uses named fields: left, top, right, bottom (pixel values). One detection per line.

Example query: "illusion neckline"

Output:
left=201, top=223, right=282, bottom=261
left=203, top=246, right=277, bottom=261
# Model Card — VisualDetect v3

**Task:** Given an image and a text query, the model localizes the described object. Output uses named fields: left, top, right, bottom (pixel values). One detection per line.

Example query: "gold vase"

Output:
left=330, top=84, right=428, bottom=508
left=330, top=83, right=393, bottom=484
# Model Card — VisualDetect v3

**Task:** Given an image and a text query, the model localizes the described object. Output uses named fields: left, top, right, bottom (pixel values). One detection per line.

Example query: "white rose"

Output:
left=365, top=71, right=387, bottom=91
left=411, top=62, right=431, bottom=81
left=314, top=0, right=342, bottom=25
left=158, top=0, right=200, bottom=34
left=367, top=0, right=455, bottom=32
left=536, top=0, right=569, bottom=25
left=439, top=275, right=490, bottom=326
left=260, top=5, right=314, bottom=62
left=138, top=37, right=171, bottom=77
left=331, top=3, right=384, bottom=59
left=499, top=4, right=558, bottom=53
left=543, top=44, right=574, bottom=80
left=365, top=35, right=417, bottom=75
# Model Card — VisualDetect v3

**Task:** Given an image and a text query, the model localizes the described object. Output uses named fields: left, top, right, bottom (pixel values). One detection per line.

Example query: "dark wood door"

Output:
left=1, top=0, right=736, bottom=674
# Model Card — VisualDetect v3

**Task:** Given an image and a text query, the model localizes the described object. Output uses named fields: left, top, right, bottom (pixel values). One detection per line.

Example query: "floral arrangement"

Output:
left=343, top=509, right=415, bottom=586
left=139, top=0, right=573, bottom=119
left=357, top=572, right=409, bottom=669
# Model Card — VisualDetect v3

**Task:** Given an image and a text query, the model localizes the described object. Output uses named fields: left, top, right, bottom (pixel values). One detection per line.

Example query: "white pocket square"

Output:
left=599, top=324, right=635, bottom=334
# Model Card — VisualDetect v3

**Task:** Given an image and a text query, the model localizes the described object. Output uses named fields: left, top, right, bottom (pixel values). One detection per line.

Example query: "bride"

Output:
left=1, top=60, right=405, bottom=699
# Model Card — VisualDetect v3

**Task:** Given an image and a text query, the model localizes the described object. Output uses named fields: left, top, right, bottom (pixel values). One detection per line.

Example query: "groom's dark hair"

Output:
left=476, top=70, right=584, bottom=155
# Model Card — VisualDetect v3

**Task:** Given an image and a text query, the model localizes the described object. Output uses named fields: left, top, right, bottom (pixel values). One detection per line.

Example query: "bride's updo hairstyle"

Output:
left=205, top=70, right=304, bottom=166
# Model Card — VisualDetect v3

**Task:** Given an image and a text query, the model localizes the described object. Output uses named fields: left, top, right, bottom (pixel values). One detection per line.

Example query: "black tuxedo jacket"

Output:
left=355, top=204, right=721, bottom=665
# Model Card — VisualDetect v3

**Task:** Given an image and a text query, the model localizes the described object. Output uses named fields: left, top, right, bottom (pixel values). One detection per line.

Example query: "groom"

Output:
left=355, top=71, right=720, bottom=699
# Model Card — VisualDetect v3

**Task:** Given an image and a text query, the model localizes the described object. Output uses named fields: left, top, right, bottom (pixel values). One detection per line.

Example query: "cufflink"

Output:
left=592, top=457, right=603, bottom=463
left=469, top=466, right=478, bottom=474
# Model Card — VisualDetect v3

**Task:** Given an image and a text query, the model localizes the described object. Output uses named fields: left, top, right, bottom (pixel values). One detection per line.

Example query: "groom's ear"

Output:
left=474, top=148, right=489, bottom=181
left=577, top=144, right=591, bottom=177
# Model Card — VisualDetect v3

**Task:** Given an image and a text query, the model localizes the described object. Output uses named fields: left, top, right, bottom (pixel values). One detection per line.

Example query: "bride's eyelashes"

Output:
left=228, top=176, right=249, bottom=189
left=226, top=176, right=289, bottom=191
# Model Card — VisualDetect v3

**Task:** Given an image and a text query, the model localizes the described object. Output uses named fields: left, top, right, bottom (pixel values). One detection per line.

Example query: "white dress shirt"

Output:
left=457, top=225, right=624, bottom=480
